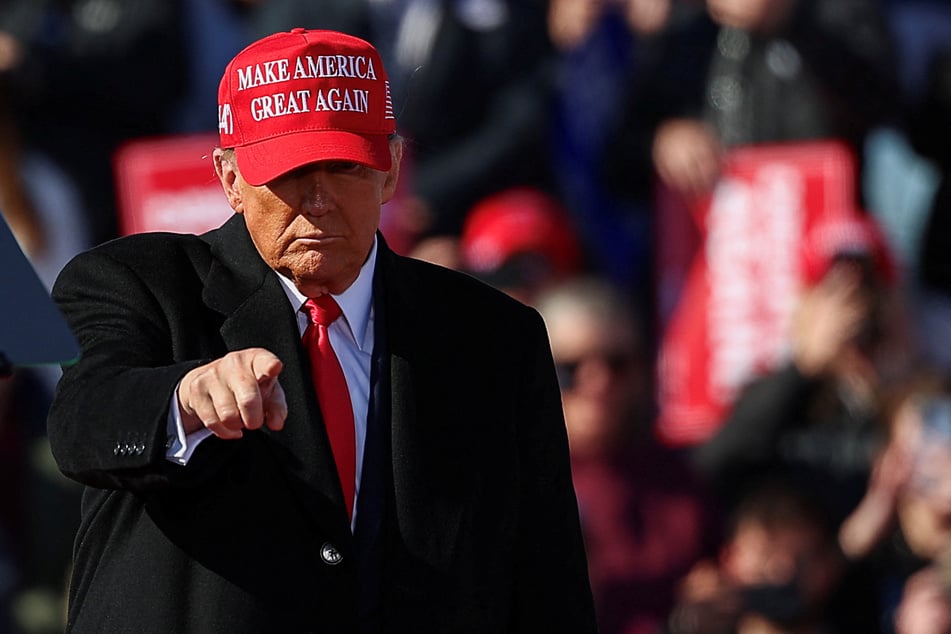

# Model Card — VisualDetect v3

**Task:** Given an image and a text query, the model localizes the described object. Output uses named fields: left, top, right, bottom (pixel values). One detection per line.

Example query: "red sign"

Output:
left=114, top=133, right=235, bottom=236
left=655, top=141, right=867, bottom=447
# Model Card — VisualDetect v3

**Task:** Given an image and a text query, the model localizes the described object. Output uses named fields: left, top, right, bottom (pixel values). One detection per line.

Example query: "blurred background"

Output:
left=2, top=0, right=951, bottom=632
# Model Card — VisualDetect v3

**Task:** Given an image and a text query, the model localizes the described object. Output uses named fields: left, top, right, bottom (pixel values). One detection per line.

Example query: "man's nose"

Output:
left=298, top=168, right=334, bottom=216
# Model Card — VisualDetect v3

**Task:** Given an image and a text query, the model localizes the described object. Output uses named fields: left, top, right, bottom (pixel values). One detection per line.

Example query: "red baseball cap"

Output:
left=217, top=28, right=396, bottom=186
left=460, top=187, right=583, bottom=278
left=800, top=213, right=898, bottom=285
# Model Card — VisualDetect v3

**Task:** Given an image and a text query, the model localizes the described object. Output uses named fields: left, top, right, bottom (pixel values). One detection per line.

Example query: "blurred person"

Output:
left=385, top=0, right=556, bottom=242
left=0, top=12, right=92, bottom=290
left=547, top=0, right=676, bottom=53
left=894, top=560, right=951, bottom=634
left=0, top=0, right=187, bottom=247
left=0, top=77, right=42, bottom=259
left=457, top=186, right=584, bottom=305
left=547, top=0, right=683, bottom=290
left=688, top=213, right=914, bottom=633
left=898, top=397, right=951, bottom=566
left=882, top=389, right=951, bottom=633
left=45, top=29, right=596, bottom=632
left=405, top=230, right=463, bottom=272
left=692, top=214, right=911, bottom=527
left=605, top=0, right=900, bottom=204
left=538, top=277, right=717, bottom=634
left=837, top=373, right=934, bottom=564
left=841, top=372, right=951, bottom=560
left=668, top=479, right=866, bottom=634
left=862, top=387, right=951, bottom=599
left=829, top=370, right=951, bottom=631
left=538, top=277, right=651, bottom=457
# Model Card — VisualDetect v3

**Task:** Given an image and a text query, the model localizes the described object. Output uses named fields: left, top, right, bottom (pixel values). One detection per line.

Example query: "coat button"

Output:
left=320, top=542, right=343, bottom=566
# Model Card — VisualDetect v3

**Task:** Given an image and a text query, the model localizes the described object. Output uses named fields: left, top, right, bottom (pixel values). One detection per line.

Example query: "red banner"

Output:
left=114, top=133, right=235, bottom=236
left=655, top=141, right=864, bottom=447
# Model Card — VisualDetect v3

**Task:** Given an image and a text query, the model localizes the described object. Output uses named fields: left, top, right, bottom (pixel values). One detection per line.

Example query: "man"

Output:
left=537, top=277, right=715, bottom=634
left=46, top=29, right=596, bottom=633
left=605, top=0, right=899, bottom=202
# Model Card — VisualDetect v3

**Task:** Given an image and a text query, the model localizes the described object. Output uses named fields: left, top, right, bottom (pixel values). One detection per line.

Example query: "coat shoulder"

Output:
left=82, top=231, right=214, bottom=269
left=385, top=252, right=539, bottom=324
left=53, top=230, right=222, bottom=298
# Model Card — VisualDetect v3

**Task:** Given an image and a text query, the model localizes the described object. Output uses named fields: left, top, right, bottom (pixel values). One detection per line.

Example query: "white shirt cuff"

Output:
left=165, top=390, right=213, bottom=465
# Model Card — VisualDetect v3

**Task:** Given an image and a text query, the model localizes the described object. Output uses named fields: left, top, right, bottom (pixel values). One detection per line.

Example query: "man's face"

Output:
left=546, top=304, right=645, bottom=457
left=722, top=519, right=841, bottom=612
left=215, top=141, right=401, bottom=296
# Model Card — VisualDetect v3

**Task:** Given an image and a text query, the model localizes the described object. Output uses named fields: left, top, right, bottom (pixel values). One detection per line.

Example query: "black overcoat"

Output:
left=47, top=214, right=596, bottom=633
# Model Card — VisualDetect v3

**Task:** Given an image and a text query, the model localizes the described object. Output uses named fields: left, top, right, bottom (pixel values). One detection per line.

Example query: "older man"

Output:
left=46, top=29, right=595, bottom=633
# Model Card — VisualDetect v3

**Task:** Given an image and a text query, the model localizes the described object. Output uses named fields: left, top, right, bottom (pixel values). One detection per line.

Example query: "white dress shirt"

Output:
left=166, top=237, right=378, bottom=528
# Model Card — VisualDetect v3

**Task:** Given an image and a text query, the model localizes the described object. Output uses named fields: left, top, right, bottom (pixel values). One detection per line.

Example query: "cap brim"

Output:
left=234, top=130, right=392, bottom=186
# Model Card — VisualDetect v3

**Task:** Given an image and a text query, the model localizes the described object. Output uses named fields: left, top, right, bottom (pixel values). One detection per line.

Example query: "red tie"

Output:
left=301, top=296, right=356, bottom=520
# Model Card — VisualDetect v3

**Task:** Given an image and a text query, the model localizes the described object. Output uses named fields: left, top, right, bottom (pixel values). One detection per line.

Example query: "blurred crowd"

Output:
left=2, top=0, right=951, bottom=632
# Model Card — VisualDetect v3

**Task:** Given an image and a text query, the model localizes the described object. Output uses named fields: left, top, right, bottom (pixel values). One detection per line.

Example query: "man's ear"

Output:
left=214, top=148, right=244, bottom=213
left=380, top=139, right=403, bottom=205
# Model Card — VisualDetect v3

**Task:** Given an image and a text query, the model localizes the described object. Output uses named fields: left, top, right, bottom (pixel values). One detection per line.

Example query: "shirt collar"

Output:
left=276, top=236, right=377, bottom=351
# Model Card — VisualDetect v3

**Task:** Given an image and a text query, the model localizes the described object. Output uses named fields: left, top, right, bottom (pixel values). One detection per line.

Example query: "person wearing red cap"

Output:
left=693, top=213, right=911, bottom=515
left=46, top=29, right=596, bottom=633
left=689, top=213, right=915, bottom=632
left=458, top=186, right=584, bottom=305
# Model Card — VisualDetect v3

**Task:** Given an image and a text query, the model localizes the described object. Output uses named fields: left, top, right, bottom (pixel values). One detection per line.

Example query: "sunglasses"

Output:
left=554, top=352, right=635, bottom=391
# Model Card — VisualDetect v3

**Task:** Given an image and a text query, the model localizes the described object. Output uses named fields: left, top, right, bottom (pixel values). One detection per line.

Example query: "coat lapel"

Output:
left=201, top=216, right=351, bottom=538
left=375, top=245, right=468, bottom=572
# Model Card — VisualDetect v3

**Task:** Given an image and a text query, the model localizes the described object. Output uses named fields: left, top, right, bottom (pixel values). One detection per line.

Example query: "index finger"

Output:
left=224, top=350, right=283, bottom=431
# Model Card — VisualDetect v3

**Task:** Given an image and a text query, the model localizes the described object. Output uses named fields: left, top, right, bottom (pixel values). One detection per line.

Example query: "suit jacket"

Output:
left=47, top=215, right=596, bottom=633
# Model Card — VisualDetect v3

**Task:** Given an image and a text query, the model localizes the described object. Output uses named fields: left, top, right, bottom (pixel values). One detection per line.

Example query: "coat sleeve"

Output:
left=510, top=308, right=598, bottom=632
left=46, top=247, right=222, bottom=491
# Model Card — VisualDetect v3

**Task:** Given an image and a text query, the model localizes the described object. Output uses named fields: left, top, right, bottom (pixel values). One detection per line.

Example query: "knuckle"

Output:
left=234, top=388, right=259, bottom=409
left=216, top=407, right=241, bottom=427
